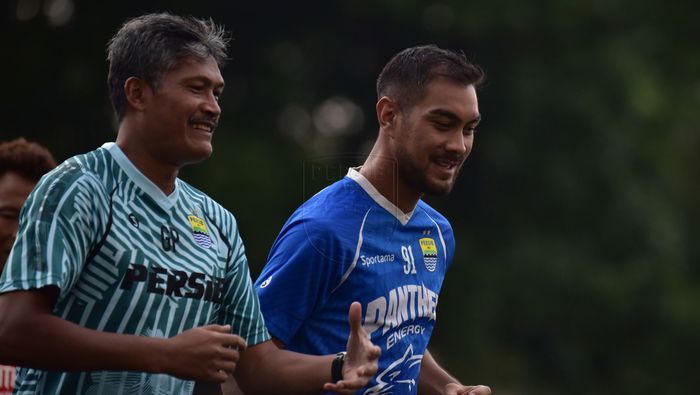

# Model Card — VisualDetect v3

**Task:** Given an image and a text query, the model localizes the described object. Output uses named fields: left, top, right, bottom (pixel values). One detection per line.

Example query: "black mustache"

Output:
left=188, top=117, right=219, bottom=131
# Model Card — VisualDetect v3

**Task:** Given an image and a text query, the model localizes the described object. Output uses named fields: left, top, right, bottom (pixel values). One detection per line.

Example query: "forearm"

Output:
left=419, top=349, right=460, bottom=395
left=2, top=312, right=165, bottom=371
left=235, top=341, right=334, bottom=395
left=0, top=289, right=167, bottom=373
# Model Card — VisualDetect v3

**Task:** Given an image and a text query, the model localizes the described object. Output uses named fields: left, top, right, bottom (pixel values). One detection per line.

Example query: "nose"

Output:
left=445, top=130, right=470, bottom=156
left=202, top=91, right=221, bottom=117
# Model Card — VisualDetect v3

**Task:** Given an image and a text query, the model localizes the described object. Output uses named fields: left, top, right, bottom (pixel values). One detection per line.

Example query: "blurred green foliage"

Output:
left=2, top=0, right=699, bottom=393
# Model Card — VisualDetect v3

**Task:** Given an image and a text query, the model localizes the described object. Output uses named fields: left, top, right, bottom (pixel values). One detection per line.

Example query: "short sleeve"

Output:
left=254, top=216, right=344, bottom=345
left=0, top=165, right=110, bottom=299
left=442, top=220, right=456, bottom=269
left=219, top=220, right=270, bottom=346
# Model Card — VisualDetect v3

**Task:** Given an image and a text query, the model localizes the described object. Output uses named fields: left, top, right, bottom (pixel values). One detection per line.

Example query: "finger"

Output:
left=468, top=385, right=492, bottom=395
left=212, top=359, right=237, bottom=375
left=359, top=361, right=378, bottom=377
left=333, top=376, right=370, bottom=391
left=208, top=369, right=229, bottom=383
left=323, top=381, right=353, bottom=394
left=216, top=347, right=240, bottom=363
left=369, top=345, right=381, bottom=359
left=201, top=324, right=232, bottom=333
left=221, top=334, right=248, bottom=350
left=352, top=362, right=378, bottom=378
left=347, top=301, right=363, bottom=334
left=459, top=385, right=491, bottom=395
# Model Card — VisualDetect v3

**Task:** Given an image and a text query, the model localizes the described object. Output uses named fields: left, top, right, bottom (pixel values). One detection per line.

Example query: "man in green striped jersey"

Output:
left=0, top=12, right=379, bottom=395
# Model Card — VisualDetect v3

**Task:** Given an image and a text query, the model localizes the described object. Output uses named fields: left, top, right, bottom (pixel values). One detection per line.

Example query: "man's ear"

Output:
left=376, top=96, right=400, bottom=137
left=123, top=77, right=150, bottom=112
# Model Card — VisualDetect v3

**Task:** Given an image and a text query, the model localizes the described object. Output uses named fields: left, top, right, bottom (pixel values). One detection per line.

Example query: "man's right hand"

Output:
left=163, top=324, right=247, bottom=382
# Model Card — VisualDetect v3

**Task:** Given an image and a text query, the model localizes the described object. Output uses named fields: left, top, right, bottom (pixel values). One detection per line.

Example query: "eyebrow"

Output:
left=427, top=109, right=481, bottom=125
left=184, top=76, right=225, bottom=89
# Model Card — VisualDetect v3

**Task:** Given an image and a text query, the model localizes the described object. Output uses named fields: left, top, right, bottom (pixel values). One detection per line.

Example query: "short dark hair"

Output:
left=107, top=12, right=229, bottom=120
left=0, top=138, right=57, bottom=181
left=376, top=45, right=485, bottom=112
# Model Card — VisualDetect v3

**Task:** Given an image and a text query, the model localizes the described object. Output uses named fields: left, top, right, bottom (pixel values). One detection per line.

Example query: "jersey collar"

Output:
left=347, top=167, right=414, bottom=225
left=102, top=142, right=180, bottom=209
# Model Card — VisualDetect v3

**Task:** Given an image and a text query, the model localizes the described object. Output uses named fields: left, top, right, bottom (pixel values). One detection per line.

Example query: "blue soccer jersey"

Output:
left=255, top=168, right=455, bottom=395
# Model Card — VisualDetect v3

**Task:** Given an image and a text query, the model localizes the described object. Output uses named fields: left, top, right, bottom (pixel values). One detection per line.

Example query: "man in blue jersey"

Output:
left=255, top=45, right=492, bottom=395
left=0, top=12, right=379, bottom=395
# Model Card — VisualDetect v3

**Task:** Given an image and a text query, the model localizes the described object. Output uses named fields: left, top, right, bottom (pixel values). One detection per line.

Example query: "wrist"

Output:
left=331, top=351, right=346, bottom=382
left=147, top=337, right=171, bottom=374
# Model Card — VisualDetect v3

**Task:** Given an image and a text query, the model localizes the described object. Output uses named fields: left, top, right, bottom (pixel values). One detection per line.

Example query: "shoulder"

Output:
left=416, top=200, right=452, bottom=230
left=18, top=150, right=115, bottom=228
left=294, top=177, right=372, bottom=226
left=32, top=149, right=113, bottom=202
left=273, top=177, right=372, bottom=248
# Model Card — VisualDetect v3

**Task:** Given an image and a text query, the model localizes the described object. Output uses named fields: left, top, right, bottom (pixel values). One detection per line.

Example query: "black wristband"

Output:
left=331, top=351, right=346, bottom=383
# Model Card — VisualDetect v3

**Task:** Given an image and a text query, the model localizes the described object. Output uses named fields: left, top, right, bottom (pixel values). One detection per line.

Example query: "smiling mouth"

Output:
left=434, top=158, right=461, bottom=171
left=189, top=117, right=218, bottom=133
left=190, top=122, right=214, bottom=133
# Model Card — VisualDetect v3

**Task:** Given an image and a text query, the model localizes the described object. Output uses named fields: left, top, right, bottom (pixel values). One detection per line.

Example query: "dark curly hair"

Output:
left=0, top=138, right=57, bottom=181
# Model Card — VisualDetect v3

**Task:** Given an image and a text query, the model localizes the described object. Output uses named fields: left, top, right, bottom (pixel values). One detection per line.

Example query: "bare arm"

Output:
left=418, top=349, right=491, bottom=395
left=234, top=302, right=380, bottom=395
left=0, top=286, right=246, bottom=382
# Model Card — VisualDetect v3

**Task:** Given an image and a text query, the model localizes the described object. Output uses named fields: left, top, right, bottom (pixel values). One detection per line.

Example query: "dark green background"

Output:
left=3, top=0, right=699, bottom=393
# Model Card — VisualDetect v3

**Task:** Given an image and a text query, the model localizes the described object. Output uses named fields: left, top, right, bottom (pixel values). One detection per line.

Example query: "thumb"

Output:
left=348, top=301, right=363, bottom=335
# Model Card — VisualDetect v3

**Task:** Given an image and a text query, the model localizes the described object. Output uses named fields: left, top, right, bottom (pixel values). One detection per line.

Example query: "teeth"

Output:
left=435, top=160, right=456, bottom=169
left=192, top=123, right=211, bottom=132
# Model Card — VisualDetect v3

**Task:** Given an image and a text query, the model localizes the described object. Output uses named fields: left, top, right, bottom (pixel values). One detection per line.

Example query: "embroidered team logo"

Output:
left=188, top=215, right=212, bottom=249
left=419, top=238, right=438, bottom=272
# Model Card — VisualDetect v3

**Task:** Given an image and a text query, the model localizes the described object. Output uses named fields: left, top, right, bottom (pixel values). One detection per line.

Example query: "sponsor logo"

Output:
left=386, top=324, right=425, bottom=350
left=120, top=263, right=225, bottom=303
left=361, top=253, right=395, bottom=266
left=260, top=275, right=272, bottom=288
left=128, top=213, right=139, bottom=228
left=363, top=283, right=438, bottom=337
left=419, top=237, right=438, bottom=272
left=188, top=215, right=212, bottom=249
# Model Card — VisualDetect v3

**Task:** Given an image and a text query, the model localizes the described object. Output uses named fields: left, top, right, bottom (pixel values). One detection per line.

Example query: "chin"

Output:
left=425, top=185, right=453, bottom=196
left=192, top=144, right=214, bottom=159
left=422, top=178, right=456, bottom=196
left=181, top=150, right=213, bottom=166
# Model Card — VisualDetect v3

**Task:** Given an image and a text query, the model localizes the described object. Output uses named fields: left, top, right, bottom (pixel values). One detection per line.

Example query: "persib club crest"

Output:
left=419, top=237, right=438, bottom=272
left=188, top=215, right=212, bottom=249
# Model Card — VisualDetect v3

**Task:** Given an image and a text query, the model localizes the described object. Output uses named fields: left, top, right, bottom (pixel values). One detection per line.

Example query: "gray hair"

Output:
left=107, top=12, right=229, bottom=120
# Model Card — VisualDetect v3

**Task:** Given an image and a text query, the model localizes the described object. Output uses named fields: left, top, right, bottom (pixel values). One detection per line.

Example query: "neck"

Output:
left=360, top=143, right=421, bottom=214
left=116, top=127, right=179, bottom=195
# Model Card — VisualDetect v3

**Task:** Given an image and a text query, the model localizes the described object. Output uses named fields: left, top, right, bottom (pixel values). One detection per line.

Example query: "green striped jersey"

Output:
left=0, top=142, right=270, bottom=394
